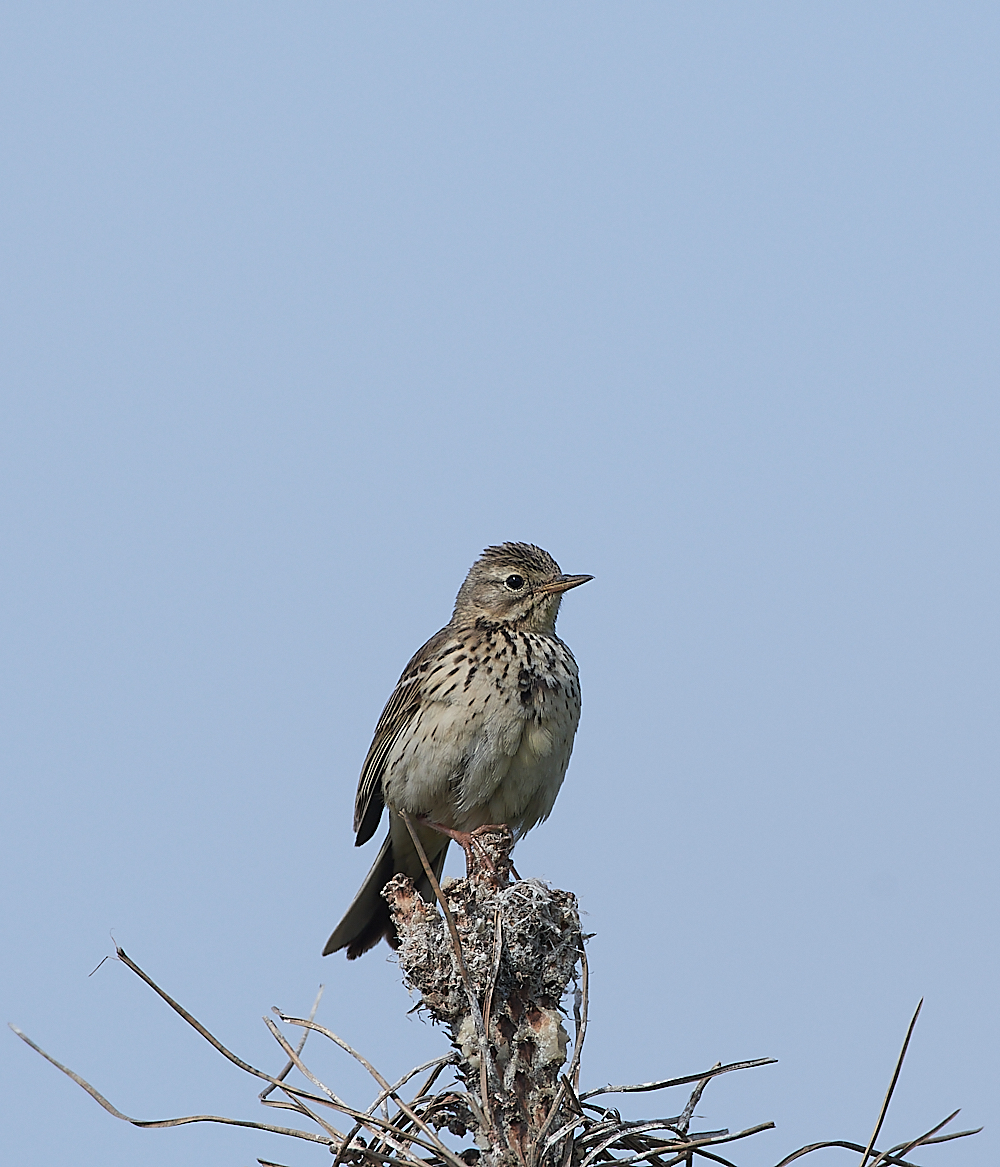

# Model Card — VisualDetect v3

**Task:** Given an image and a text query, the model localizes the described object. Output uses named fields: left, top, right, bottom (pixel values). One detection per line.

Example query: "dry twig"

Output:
left=858, top=1000, right=922, bottom=1167
left=10, top=859, right=979, bottom=1167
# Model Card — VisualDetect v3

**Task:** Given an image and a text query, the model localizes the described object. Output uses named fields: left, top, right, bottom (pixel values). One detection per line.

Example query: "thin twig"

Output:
left=559, top=1124, right=575, bottom=1167
left=355, top=1151, right=439, bottom=1167
left=580, top=1058, right=777, bottom=1101
left=14, top=894, right=979, bottom=1167
left=271, top=1014, right=457, bottom=1156
left=465, top=1088, right=494, bottom=1128
left=9, top=1025, right=332, bottom=1144
left=335, top=1057, right=455, bottom=1167
left=482, top=905, right=504, bottom=1045
left=576, top=1116, right=687, bottom=1147
left=114, top=946, right=279, bottom=1081
left=858, top=1000, right=922, bottom=1167
left=532, top=1078, right=569, bottom=1167
left=890, top=1126, right=982, bottom=1151
left=12, top=1014, right=346, bottom=1142
left=262, top=1044, right=447, bottom=1166
left=678, top=1064, right=719, bottom=1137
left=868, top=1109, right=960, bottom=1167
left=568, top=941, right=590, bottom=1093
left=542, top=1075, right=591, bottom=1156
left=399, top=813, right=472, bottom=987
left=272, top=1015, right=466, bottom=1167
left=264, top=1018, right=353, bottom=1109
left=772, top=1122, right=979, bottom=1167
left=256, top=1077, right=378, bottom=1120
left=544, top=1108, right=595, bottom=1154
left=400, top=810, right=498, bottom=1125
left=579, top=1123, right=725, bottom=1167
left=246, top=1045, right=347, bottom=1147
left=385, top=1057, right=454, bottom=1130
left=274, top=1084, right=347, bottom=1144
left=536, top=947, right=587, bottom=1167
left=614, top=1130, right=673, bottom=1167
left=274, top=1013, right=389, bottom=1091
left=773, top=1136, right=968, bottom=1167
left=690, top=1150, right=739, bottom=1167
left=562, top=1074, right=587, bottom=1114
left=583, top=1123, right=777, bottom=1167
left=358, top=1151, right=443, bottom=1167
left=261, top=983, right=324, bottom=1101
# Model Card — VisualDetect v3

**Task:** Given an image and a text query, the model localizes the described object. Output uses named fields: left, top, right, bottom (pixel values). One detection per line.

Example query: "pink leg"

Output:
left=417, top=818, right=511, bottom=875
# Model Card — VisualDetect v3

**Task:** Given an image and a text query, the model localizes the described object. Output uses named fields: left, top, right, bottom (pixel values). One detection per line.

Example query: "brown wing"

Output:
left=352, top=626, right=453, bottom=846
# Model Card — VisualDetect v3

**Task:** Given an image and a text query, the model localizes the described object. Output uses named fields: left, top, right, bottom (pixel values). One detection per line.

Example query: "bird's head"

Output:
left=452, top=542, right=592, bottom=633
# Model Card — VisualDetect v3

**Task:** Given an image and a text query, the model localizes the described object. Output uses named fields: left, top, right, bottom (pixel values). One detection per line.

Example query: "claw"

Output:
left=417, top=819, right=515, bottom=880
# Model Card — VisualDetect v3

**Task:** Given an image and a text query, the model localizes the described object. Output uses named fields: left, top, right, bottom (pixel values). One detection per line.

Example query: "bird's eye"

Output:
left=505, top=574, right=526, bottom=590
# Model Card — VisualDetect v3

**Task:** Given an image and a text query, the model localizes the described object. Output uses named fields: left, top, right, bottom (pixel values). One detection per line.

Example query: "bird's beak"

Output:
left=539, top=573, right=594, bottom=595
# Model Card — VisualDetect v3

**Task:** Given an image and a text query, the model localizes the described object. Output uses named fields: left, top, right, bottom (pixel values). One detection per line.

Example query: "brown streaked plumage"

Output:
left=323, top=542, right=591, bottom=958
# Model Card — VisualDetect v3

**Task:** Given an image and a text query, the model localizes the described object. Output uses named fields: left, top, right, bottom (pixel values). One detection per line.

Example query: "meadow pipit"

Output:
left=323, top=542, right=591, bottom=958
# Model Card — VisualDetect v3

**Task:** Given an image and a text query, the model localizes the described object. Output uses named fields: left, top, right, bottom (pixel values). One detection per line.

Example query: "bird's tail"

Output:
left=323, top=818, right=448, bottom=959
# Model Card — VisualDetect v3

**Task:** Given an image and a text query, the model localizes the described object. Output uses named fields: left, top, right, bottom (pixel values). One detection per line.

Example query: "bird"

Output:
left=323, top=542, right=591, bottom=959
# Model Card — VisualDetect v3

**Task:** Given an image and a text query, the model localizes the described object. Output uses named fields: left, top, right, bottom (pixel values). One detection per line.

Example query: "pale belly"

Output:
left=463, top=708, right=577, bottom=835
left=383, top=640, right=580, bottom=838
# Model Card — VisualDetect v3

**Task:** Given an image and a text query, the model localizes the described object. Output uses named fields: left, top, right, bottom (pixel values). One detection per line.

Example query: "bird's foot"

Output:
left=469, top=825, right=522, bottom=880
left=421, top=820, right=497, bottom=871
left=418, top=819, right=516, bottom=883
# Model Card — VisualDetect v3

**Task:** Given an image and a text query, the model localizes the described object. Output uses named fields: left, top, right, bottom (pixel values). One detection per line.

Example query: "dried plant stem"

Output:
left=482, top=906, right=504, bottom=1045
left=568, top=942, right=589, bottom=1093
left=581, top=1058, right=778, bottom=1101
left=858, top=999, right=922, bottom=1167
left=678, top=1064, right=719, bottom=1136
left=266, top=1016, right=464, bottom=1167
left=332, top=1057, right=453, bottom=1167
left=399, top=810, right=498, bottom=1125
left=261, top=983, right=324, bottom=1102
left=10, top=865, right=980, bottom=1167
left=9, top=1024, right=332, bottom=1145
left=869, top=1108, right=961, bottom=1167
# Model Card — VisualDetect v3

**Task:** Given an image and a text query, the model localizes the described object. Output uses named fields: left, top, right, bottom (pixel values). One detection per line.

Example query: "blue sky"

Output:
left=2, top=5, right=997, bottom=1165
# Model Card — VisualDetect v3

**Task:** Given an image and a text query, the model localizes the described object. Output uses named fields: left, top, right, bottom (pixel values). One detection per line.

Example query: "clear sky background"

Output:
left=2, top=4, right=997, bottom=1165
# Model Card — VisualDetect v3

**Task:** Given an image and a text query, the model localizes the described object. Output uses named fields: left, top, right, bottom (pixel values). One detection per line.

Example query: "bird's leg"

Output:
left=417, top=818, right=515, bottom=880
left=416, top=817, right=488, bottom=872
left=470, top=824, right=520, bottom=877
left=468, top=825, right=519, bottom=882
